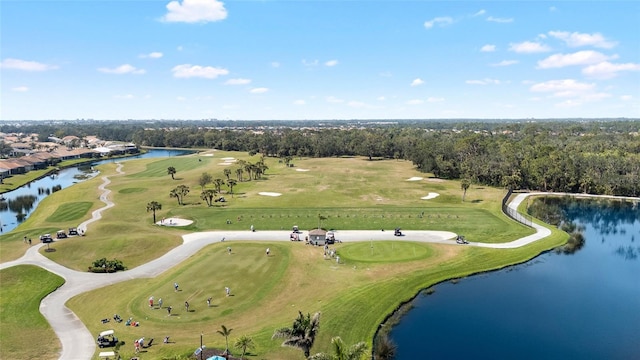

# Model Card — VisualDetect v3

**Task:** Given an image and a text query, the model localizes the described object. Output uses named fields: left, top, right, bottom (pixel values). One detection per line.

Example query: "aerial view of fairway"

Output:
left=0, top=150, right=565, bottom=360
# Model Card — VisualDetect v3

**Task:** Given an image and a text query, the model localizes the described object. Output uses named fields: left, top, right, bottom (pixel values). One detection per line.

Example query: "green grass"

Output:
left=45, top=202, right=93, bottom=222
left=0, top=265, right=64, bottom=360
left=0, top=151, right=564, bottom=359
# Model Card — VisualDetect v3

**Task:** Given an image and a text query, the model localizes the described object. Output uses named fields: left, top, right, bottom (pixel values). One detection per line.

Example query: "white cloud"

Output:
left=487, top=16, right=513, bottom=23
left=410, top=78, right=425, bottom=86
left=325, top=60, right=339, bottom=67
left=472, top=9, right=486, bottom=17
left=537, top=50, right=616, bottom=69
left=98, top=64, right=146, bottom=74
left=466, top=78, right=502, bottom=85
left=172, top=64, right=228, bottom=78
left=302, top=59, right=319, bottom=67
left=225, top=78, right=251, bottom=85
left=509, top=41, right=551, bottom=53
left=177, top=46, right=184, bottom=51
left=293, top=99, right=306, bottom=105
left=530, top=79, right=595, bottom=95
left=161, top=0, right=227, bottom=23
left=406, top=99, right=424, bottom=105
left=271, top=61, right=280, bottom=68
left=250, top=87, right=269, bottom=94
left=0, top=58, right=58, bottom=71
left=582, top=61, right=640, bottom=79
left=620, top=95, right=633, bottom=101
left=377, top=96, right=386, bottom=101
left=427, top=97, right=444, bottom=102
left=424, top=17, right=453, bottom=29
left=177, top=96, right=187, bottom=101
left=480, top=44, right=496, bottom=52
left=139, top=52, right=163, bottom=59
left=548, top=31, right=617, bottom=49
left=348, top=101, right=366, bottom=108
left=491, top=60, right=518, bottom=67
left=326, top=96, right=344, bottom=103
left=12, top=86, right=29, bottom=92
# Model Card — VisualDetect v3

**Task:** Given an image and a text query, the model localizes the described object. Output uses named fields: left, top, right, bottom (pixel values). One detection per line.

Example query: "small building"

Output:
left=308, top=228, right=327, bottom=246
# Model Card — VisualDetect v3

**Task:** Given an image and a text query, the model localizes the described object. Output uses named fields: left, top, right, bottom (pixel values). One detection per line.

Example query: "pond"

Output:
left=0, top=149, right=193, bottom=233
left=389, top=199, right=640, bottom=359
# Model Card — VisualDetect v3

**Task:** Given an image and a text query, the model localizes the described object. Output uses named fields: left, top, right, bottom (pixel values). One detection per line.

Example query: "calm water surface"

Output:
left=0, top=149, right=191, bottom=233
left=390, top=200, right=640, bottom=359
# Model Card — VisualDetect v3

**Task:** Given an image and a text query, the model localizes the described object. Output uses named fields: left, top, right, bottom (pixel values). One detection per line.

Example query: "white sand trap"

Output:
left=157, top=217, right=193, bottom=226
left=296, top=169, right=310, bottom=172
left=259, top=192, right=282, bottom=197
left=201, top=154, right=214, bottom=157
left=421, top=192, right=440, bottom=200
left=407, top=177, right=424, bottom=181
left=218, top=162, right=233, bottom=166
left=221, top=157, right=236, bottom=160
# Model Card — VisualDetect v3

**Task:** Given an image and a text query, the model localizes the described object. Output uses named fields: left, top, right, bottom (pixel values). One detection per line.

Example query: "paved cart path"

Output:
left=1, top=168, right=637, bottom=360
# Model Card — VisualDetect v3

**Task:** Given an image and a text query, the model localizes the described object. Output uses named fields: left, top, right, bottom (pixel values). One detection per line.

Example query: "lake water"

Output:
left=0, top=149, right=192, bottom=233
left=389, top=199, right=640, bottom=359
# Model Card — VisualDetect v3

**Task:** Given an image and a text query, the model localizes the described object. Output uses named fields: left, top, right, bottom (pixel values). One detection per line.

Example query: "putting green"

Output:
left=338, top=241, right=434, bottom=263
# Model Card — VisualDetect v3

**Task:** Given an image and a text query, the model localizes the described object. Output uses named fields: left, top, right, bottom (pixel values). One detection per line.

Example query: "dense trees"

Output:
left=3, top=120, right=638, bottom=196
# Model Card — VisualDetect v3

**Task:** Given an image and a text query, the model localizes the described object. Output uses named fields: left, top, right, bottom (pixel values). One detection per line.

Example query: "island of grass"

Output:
left=0, top=151, right=567, bottom=360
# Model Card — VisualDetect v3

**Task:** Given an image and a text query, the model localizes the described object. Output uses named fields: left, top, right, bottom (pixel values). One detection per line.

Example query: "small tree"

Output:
left=167, top=166, right=177, bottom=180
left=309, top=336, right=368, bottom=360
left=461, top=178, right=470, bottom=202
left=146, top=201, right=162, bottom=223
left=213, top=178, right=225, bottom=194
left=234, top=335, right=255, bottom=360
left=223, top=168, right=232, bottom=181
left=227, top=179, right=237, bottom=197
left=273, top=311, right=321, bottom=358
left=201, top=189, right=217, bottom=207
left=217, top=325, right=233, bottom=358
left=170, top=185, right=189, bottom=205
left=199, top=172, right=212, bottom=190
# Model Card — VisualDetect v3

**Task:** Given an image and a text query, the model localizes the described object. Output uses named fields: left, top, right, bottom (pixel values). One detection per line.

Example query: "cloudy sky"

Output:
left=1, top=0, right=638, bottom=120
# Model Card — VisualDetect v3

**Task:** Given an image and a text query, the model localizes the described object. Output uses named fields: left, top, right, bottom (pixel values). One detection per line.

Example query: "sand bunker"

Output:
left=221, top=157, right=236, bottom=161
left=421, top=192, right=440, bottom=200
left=157, top=217, right=193, bottom=226
left=201, top=154, right=214, bottom=157
left=259, top=192, right=282, bottom=197
left=296, top=169, right=310, bottom=172
left=407, top=177, right=424, bottom=181
left=218, top=162, right=233, bottom=166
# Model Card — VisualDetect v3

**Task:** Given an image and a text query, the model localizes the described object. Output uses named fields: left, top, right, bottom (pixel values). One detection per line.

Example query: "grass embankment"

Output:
left=0, top=265, right=65, bottom=360
left=0, top=150, right=560, bottom=359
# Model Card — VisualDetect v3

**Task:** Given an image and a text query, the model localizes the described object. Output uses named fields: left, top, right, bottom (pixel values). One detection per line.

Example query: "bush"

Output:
left=89, top=257, right=126, bottom=273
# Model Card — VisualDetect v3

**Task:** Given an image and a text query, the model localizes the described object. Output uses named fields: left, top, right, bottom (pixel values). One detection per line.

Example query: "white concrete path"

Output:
left=1, top=170, right=638, bottom=360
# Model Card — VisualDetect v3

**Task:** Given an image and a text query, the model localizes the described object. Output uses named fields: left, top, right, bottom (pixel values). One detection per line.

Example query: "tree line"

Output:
left=2, top=120, right=638, bottom=196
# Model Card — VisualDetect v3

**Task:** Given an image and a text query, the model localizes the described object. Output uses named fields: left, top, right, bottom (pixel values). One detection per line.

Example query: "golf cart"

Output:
left=394, top=228, right=403, bottom=236
left=68, top=227, right=79, bottom=236
left=96, top=329, right=118, bottom=348
left=456, top=235, right=469, bottom=244
left=56, top=230, right=67, bottom=239
left=292, top=225, right=301, bottom=234
left=325, top=231, right=336, bottom=244
left=40, top=234, right=53, bottom=243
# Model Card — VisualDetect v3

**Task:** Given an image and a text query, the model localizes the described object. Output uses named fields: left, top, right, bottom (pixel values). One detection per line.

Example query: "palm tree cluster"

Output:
left=273, top=311, right=321, bottom=358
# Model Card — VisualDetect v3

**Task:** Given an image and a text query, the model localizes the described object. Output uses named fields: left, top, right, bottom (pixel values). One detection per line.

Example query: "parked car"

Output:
left=68, top=227, right=79, bottom=236
left=56, top=230, right=67, bottom=239
left=96, top=330, right=118, bottom=348
left=40, top=234, right=53, bottom=243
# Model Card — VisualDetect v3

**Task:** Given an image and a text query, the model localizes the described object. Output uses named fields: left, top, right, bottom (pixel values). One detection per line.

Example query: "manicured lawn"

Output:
left=0, top=150, right=564, bottom=359
left=0, top=265, right=64, bottom=360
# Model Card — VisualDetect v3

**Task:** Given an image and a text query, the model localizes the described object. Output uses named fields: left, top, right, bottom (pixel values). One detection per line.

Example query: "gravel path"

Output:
left=1, top=175, right=637, bottom=360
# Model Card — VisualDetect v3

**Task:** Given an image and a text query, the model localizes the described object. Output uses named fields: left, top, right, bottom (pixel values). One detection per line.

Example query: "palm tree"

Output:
left=272, top=311, right=321, bottom=358
left=146, top=201, right=162, bottom=223
left=235, top=167, right=244, bottom=182
left=217, top=325, right=233, bottom=358
left=227, top=179, right=237, bottom=197
left=167, top=166, right=177, bottom=180
left=233, top=334, right=255, bottom=360
left=223, top=168, right=232, bottom=181
left=170, top=185, right=189, bottom=205
left=309, top=336, right=368, bottom=360
left=461, top=178, right=470, bottom=202
left=373, top=334, right=396, bottom=360
left=213, top=178, right=225, bottom=194
left=200, top=189, right=217, bottom=207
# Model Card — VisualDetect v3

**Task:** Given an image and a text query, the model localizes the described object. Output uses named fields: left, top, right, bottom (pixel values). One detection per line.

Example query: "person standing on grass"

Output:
left=167, top=306, right=172, bottom=316
left=185, top=301, right=189, bottom=312
left=158, top=298, right=163, bottom=309
left=207, top=297, right=212, bottom=307
left=266, top=247, right=270, bottom=256
left=149, top=296, right=154, bottom=308
left=174, top=282, right=179, bottom=292
left=225, top=287, right=230, bottom=297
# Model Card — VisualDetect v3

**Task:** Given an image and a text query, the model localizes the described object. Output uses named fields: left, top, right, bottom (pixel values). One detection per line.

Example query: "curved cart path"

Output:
left=1, top=180, right=638, bottom=359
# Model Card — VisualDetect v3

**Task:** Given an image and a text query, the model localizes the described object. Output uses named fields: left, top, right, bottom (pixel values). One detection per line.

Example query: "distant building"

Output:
left=308, top=228, right=328, bottom=246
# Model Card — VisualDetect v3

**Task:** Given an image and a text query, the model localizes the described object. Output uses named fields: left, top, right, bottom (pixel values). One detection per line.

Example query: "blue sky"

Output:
left=1, top=0, right=639, bottom=120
